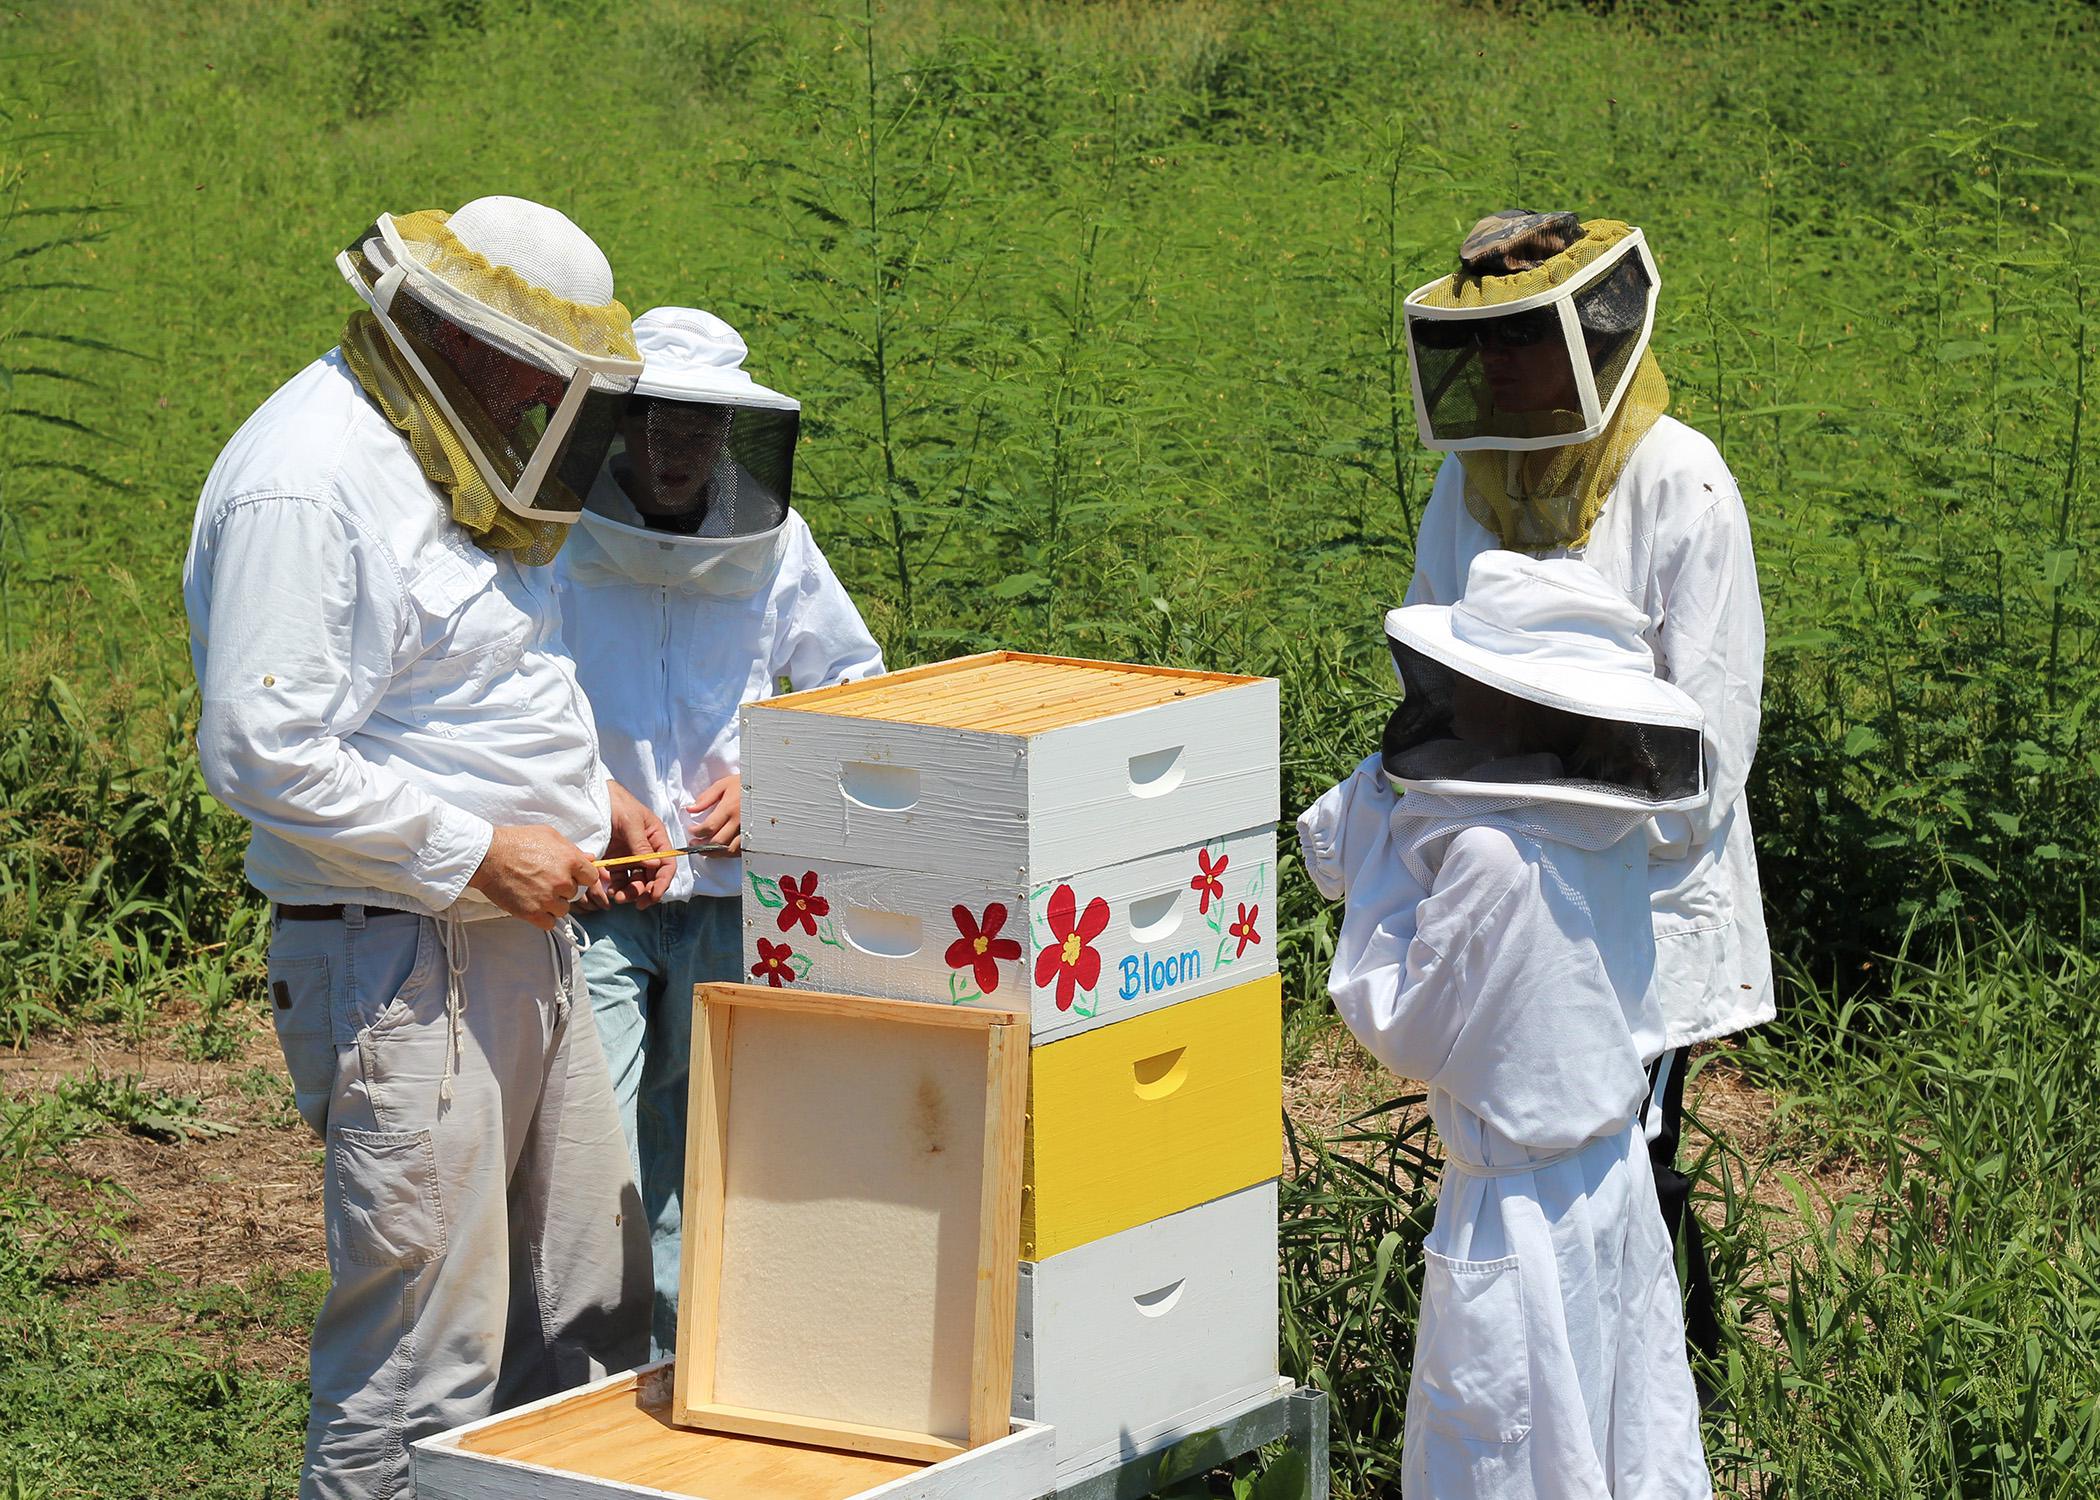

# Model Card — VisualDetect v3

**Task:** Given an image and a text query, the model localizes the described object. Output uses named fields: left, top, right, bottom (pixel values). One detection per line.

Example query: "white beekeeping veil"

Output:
left=1380, top=552, right=1705, bottom=880
left=336, top=197, right=643, bottom=541
left=565, top=307, right=801, bottom=597
left=1403, top=213, right=1660, bottom=453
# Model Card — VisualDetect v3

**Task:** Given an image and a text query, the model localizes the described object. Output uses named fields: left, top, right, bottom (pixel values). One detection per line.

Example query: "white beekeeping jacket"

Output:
left=1406, top=414, right=1772, bottom=1047
left=182, top=352, right=610, bottom=918
left=1299, top=768, right=1709, bottom=1500
left=555, top=482, right=884, bottom=902
left=1301, top=765, right=1659, bottom=1148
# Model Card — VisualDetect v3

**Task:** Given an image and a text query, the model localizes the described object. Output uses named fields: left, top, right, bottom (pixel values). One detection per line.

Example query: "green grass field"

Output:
left=4, top=0, right=2100, bottom=1494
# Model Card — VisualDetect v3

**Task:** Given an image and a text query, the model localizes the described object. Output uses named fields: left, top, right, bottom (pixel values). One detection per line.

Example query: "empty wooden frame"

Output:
left=672, top=984, right=1028, bottom=1464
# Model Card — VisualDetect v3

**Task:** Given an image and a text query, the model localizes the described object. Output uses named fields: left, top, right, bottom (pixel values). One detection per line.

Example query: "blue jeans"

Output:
left=576, top=894, right=742, bottom=1355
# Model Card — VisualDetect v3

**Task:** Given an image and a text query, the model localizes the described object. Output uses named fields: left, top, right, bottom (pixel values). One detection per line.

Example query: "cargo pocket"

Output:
left=326, top=1126, right=448, bottom=1269
left=267, top=952, right=336, bottom=1139
left=1413, top=1249, right=1531, bottom=1445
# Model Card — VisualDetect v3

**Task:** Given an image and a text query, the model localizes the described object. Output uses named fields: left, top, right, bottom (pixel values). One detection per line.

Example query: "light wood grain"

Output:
left=672, top=999, right=735, bottom=1410
left=969, top=1023, right=1027, bottom=1446
left=671, top=986, right=1029, bottom=1462
left=674, top=1405, right=967, bottom=1465
left=753, top=651, right=1256, bottom=734
left=415, top=1361, right=1059, bottom=1500
left=698, top=982, right=1025, bottom=1031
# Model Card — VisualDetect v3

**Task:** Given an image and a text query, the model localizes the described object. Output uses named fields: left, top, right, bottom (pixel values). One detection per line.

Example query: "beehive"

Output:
left=740, top=652, right=1279, bottom=1041
left=734, top=650, right=1282, bottom=1487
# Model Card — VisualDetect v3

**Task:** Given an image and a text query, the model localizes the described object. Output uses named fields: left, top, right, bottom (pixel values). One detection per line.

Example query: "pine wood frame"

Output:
left=672, top=983, right=1028, bottom=1464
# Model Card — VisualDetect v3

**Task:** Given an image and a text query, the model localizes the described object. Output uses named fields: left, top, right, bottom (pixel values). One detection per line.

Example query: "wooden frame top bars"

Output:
left=747, top=651, right=1263, bottom=736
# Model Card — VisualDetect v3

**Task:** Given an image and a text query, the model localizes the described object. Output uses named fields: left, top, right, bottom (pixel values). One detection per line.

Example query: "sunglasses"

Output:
left=1411, top=307, right=1562, bottom=353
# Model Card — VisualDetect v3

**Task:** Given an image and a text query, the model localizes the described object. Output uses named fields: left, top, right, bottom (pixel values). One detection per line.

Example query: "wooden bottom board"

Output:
left=417, top=1363, right=1058, bottom=1500
left=456, top=1371, right=922, bottom=1500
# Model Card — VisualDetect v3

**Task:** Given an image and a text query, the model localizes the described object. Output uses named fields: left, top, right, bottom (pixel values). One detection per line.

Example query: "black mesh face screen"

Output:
left=1381, top=640, right=1702, bottom=802
left=1408, top=314, right=1590, bottom=445
left=1573, top=252, right=1654, bottom=418
left=385, top=283, right=592, bottom=516
left=1573, top=253, right=1652, bottom=338
left=609, top=397, right=797, bottom=536
left=1383, top=642, right=1460, bottom=760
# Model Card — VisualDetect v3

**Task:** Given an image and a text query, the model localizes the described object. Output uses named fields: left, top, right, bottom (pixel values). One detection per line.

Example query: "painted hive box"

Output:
left=1019, top=973, right=1281, bottom=1260
left=739, top=653, right=1279, bottom=1040
left=1013, top=1183, right=1281, bottom=1484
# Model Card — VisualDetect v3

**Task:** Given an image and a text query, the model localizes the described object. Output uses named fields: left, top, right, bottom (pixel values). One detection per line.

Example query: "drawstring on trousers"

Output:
left=433, top=909, right=582, bottom=1106
left=550, top=916, right=582, bottom=1012
left=437, top=905, right=471, bottom=1105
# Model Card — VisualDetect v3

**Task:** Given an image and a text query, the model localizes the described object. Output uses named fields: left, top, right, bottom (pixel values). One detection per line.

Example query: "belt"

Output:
left=275, top=903, right=415, bottom=922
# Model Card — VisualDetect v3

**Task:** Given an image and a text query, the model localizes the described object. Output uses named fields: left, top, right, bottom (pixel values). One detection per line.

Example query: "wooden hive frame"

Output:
left=673, top=984, right=1028, bottom=1465
left=750, top=650, right=1259, bottom=736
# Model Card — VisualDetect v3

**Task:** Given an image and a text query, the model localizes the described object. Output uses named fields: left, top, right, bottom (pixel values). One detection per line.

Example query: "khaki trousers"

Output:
left=267, top=905, right=649, bottom=1500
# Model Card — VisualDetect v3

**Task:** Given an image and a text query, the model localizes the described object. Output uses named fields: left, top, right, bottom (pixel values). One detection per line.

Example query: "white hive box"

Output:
left=413, top=1362, right=1056, bottom=1500
left=740, top=653, right=1280, bottom=1041
left=740, top=652, right=1280, bottom=884
left=1012, top=1182, right=1281, bottom=1485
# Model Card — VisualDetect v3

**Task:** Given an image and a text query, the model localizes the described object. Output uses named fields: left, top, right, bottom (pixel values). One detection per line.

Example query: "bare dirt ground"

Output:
left=1, top=1006, right=324, bottom=1377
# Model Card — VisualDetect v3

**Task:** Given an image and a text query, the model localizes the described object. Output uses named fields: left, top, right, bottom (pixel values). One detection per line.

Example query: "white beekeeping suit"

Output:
left=556, top=306, right=884, bottom=901
left=185, top=197, right=652, bottom=1500
left=1298, top=552, right=1712, bottom=1500
left=1399, top=208, right=1769, bottom=1051
left=554, top=306, right=883, bottom=1359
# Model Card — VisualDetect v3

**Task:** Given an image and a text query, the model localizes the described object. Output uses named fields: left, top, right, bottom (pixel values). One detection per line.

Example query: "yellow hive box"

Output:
left=1021, top=973, right=1282, bottom=1260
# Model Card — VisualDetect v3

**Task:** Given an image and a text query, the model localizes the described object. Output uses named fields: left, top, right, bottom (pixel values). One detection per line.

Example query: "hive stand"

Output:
left=1040, top=1383, right=1330, bottom=1500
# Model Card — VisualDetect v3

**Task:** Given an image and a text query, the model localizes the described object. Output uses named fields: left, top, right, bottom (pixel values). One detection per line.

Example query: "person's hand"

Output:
left=468, top=825, right=600, bottom=931
left=593, top=779, right=677, bottom=910
left=687, top=774, right=742, bottom=857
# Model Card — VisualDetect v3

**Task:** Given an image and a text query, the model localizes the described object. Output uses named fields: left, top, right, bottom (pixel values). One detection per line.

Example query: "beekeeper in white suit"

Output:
left=183, top=197, right=671, bottom=1499
left=1400, top=210, right=1769, bottom=1356
left=1299, top=552, right=1711, bottom=1498
left=556, top=305, right=883, bottom=1354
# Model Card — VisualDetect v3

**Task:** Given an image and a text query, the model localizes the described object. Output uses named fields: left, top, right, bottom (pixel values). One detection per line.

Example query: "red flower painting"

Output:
left=751, top=938, right=796, bottom=987
left=945, top=903, right=1023, bottom=996
left=1228, top=902, right=1261, bottom=958
left=776, top=872, right=829, bottom=936
left=1034, top=883, right=1112, bottom=1012
left=1190, top=847, right=1229, bottom=915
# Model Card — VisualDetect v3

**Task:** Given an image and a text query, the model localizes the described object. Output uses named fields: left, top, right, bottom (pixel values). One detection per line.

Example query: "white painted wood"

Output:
left=1050, top=1379, right=1300, bottom=1491
left=413, top=1361, right=1057, bottom=1500
left=742, top=827, right=1277, bottom=1041
left=1020, top=692, right=1280, bottom=883
left=1010, top=1182, right=1280, bottom=1482
left=741, top=680, right=1278, bottom=883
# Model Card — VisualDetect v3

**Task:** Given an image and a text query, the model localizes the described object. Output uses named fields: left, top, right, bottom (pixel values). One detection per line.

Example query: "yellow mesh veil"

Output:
left=1419, top=220, right=1668, bottom=553
left=386, top=210, right=639, bottom=371
left=339, top=209, right=640, bottom=564
left=341, top=311, right=569, bottom=565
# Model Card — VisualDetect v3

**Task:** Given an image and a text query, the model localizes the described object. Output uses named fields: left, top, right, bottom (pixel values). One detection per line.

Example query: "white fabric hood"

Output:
left=566, top=470, right=787, bottom=596
left=1383, top=551, right=1708, bottom=817
left=632, top=306, right=798, bottom=410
